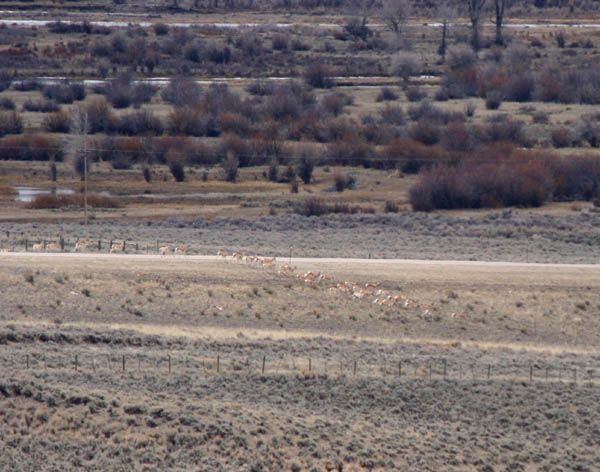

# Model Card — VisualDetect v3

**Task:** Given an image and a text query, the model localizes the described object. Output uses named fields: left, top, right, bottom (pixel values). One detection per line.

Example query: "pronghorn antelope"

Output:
left=32, top=241, right=46, bottom=251
left=217, top=249, right=229, bottom=258
left=74, top=240, right=88, bottom=252
left=110, top=241, right=124, bottom=253
left=159, top=245, right=173, bottom=255
left=45, top=241, right=61, bottom=252
left=174, top=244, right=188, bottom=255
left=260, top=257, right=276, bottom=268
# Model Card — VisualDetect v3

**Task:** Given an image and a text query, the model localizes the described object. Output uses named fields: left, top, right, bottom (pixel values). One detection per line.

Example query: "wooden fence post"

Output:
left=25, top=239, right=28, bottom=251
left=122, top=354, right=125, bottom=372
left=98, top=239, right=102, bottom=251
left=443, top=359, right=447, bottom=379
left=353, top=360, right=357, bottom=376
left=487, top=365, right=491, bottom=380
left=573, top=368, right=577, bottom=383
left=262, top=356, right=266, bottom=374
left=26, top=354, right=29, bottom=369
left=168, top=354, right=171, bottom=374
left=398, top=361, right=402, bottom=377
left=216, top=355, right=220, bottom=373
left=308, top=358, right=311, bottom=372
left=530, top=365, right=533, bottom=382
left=74, top=354, right=78, bottom=371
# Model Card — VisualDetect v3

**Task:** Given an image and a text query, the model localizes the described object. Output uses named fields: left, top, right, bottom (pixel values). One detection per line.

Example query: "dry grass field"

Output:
left=1, top=2, right=600, bottom=470
left=0, top=253, right=598, bottom=470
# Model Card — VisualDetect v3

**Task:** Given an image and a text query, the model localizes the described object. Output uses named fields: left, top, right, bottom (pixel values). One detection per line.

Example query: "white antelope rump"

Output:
left=174, top=244, right=188, bottom=255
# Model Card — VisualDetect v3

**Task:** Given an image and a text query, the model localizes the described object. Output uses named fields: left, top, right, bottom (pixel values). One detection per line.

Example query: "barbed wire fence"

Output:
left=3, top=351, right=598, bottom=385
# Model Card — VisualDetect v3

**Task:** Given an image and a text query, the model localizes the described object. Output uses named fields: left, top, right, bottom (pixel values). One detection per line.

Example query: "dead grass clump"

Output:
left=24, top=272, right=34, bottom=284
left=295, top=197, right=374, bottom=216
left=24, top=193, right=120, bottom=209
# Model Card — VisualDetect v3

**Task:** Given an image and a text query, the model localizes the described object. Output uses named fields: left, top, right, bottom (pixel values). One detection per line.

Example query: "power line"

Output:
left=0, top=144, right=594, bottom=164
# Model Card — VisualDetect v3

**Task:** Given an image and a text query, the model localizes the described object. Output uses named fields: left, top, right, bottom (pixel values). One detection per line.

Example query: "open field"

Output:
left=1, top=2, right=600, bottom=470
left=0, top=253, right=598, bottom=470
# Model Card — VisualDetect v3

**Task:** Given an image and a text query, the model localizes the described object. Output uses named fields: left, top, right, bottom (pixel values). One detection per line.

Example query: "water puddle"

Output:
left=15, top=186, right=74, bottom=203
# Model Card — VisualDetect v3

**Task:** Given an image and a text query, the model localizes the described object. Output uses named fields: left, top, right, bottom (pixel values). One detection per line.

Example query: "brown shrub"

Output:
left=380, top=138, right=447, bottom=173
left=409, top=150, right=600, bottom=211
left=551, top=127, right=573, bottom=148
left=0, top=134, right=63, bottom=161
left=295, top=197, right=375, bottom=216
left=25, top=193, right=120, bottom=209
left=0, top=111, right=23, bottom=137
left=303, top=62, right=334, bottom=89
left=42, top=110, right=70, bottom=133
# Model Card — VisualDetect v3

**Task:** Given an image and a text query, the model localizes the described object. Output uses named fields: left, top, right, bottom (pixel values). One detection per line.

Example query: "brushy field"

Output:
left=0, top=253, right=598, bottom=471
left=2, top=208, right=600, bottom=263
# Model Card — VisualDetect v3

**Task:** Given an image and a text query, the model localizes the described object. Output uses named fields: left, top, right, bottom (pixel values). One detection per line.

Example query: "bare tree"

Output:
left=70, top=105, right=90, bottom=225
left=381, top=0, right=412, bottom=37
left=466, top=0, right=487, bottom=51
left=345, top=0, right=377, bottom=40
left=437, top=0, right=456, bottom=63
left=492, top=0, right=512, bottom=45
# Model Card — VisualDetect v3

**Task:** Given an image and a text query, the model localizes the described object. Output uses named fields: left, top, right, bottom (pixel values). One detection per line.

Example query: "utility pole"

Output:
left=83, top=126, right=88, bottom=226
left=70, top=105, right=90, bottom=226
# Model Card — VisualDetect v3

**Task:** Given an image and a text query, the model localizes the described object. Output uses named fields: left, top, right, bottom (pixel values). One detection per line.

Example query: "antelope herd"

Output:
left=6, top=239, right=461, bottom=320
left=217, top=248, right=463, bottom=320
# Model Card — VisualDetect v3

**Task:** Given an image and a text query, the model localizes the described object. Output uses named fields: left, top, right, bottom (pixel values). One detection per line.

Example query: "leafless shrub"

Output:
left=246, top=80, right=276, bottom=96
left=42, top=110, right=70, bottom=133
left=384, top=200, right=399, bottom=213
left=406, top=86, right=427, bottom=102
left=0, top=135, right=63, bottom=161
left=168, top=160, right=186, bottom=182
left=320, top=92, right=351, bottom=117
left=115, top=110, right=163, bottom=136
left=84, top=97, right=115, bottom=134
left=390, top=51, right=423, bottom=82
left=551, top=127, right=573, bottom=148
left=105, top=73, right=134, bottom=108
left=441, top=45, right=478, bottom=98
left=0, top=97, right=15, bottom=110
left=22, top=99, right=60, bottom=113
left=379, top=105, right=405, bottom=126
left=333, top=172, right=356, bottom=192
left=272, top=33, right=289, bottom=51
left=13, top=78, right=41, bottom=92
left=153, top=23, right=170, bottom=36
left=0, top=111, right=22, bottom=137
left=376, top=87, right=399, bottom=102
left=205, top=41, right=232, bottom=64
left=43, top=82, right=85, bottom=104
left=304, top=62, right=334, bottom=89
left=222, top=154, right=239, bottom=182
left=162, top=77, right=202, bottom=108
